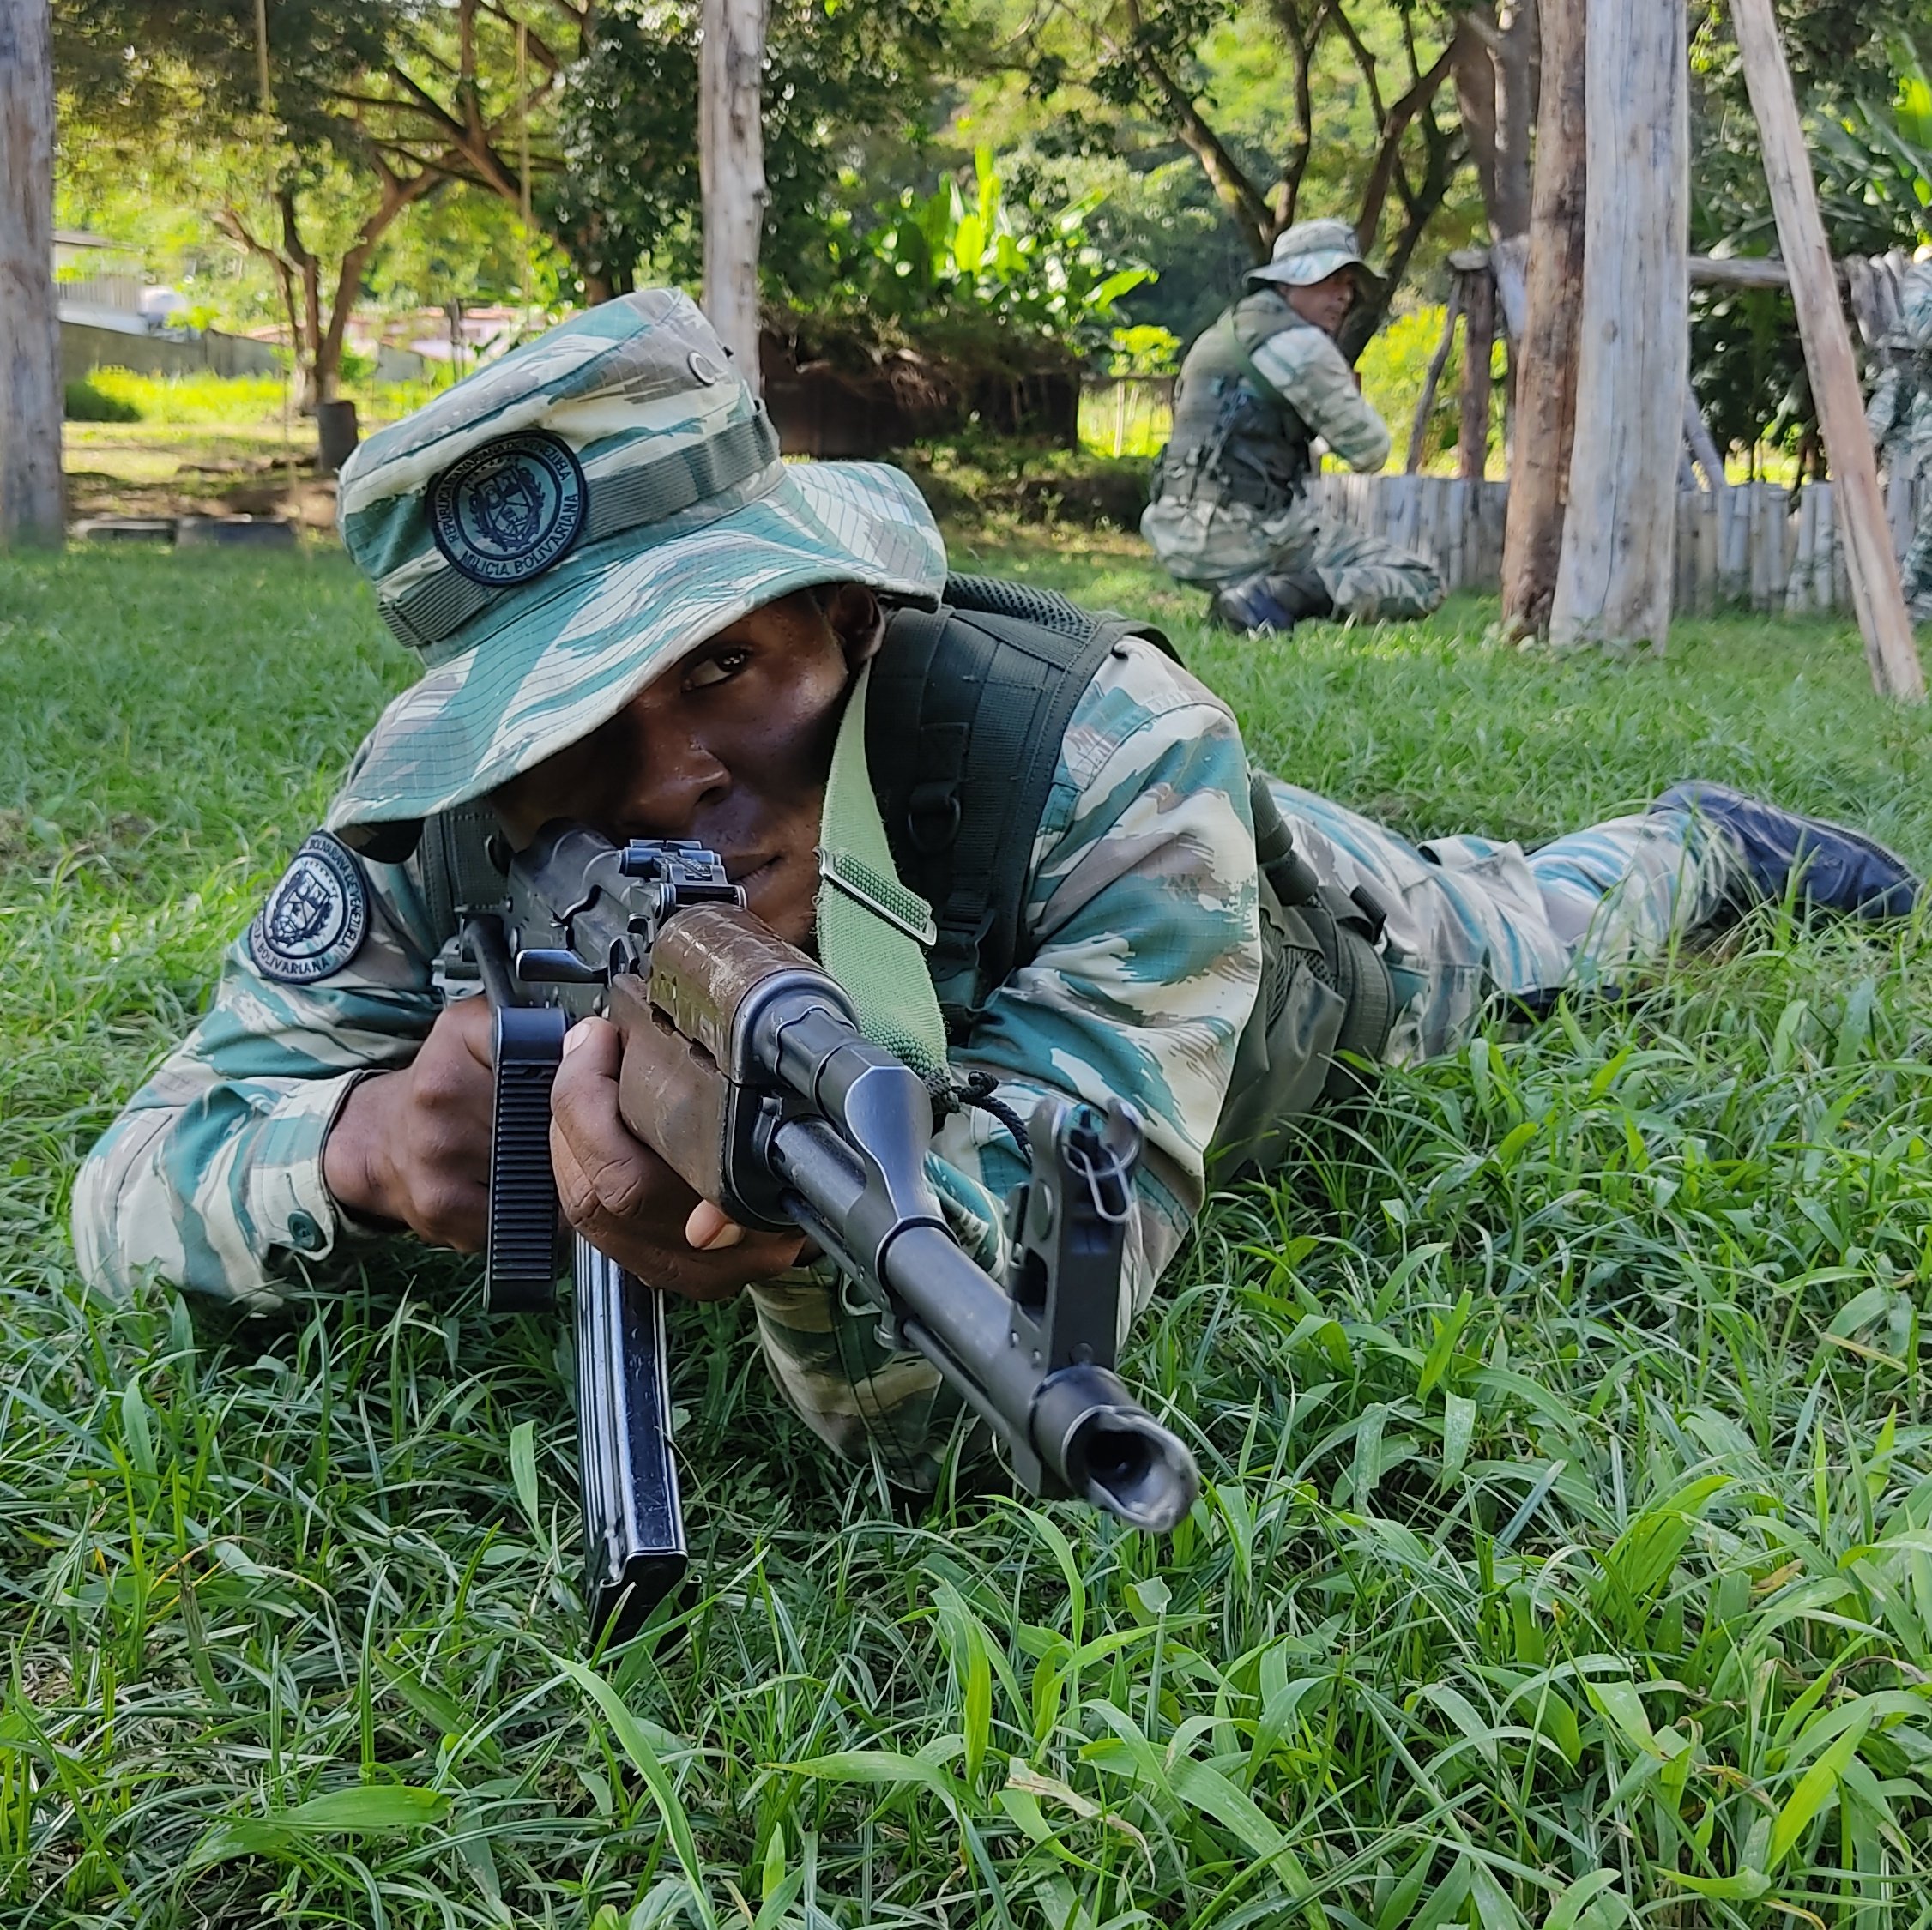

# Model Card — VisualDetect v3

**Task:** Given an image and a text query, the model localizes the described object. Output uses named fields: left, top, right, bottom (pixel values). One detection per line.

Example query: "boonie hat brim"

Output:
left=326, top=458, right=945, bottom=833
left=1247, top=248, right=1380, bottom=292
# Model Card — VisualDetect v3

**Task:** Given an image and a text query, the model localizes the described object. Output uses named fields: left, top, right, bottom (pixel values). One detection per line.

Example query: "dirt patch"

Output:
left=67, top=466, right=339, bottom=531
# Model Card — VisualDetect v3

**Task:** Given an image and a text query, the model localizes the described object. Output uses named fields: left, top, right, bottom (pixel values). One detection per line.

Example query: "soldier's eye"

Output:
left=685, top=648, right=752, bottom=690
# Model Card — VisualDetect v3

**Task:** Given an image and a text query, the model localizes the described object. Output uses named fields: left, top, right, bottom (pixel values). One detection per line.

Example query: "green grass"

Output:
left=75, top=368, right=457, bottom=431
left=6, top=537, right=1932, bottom=1926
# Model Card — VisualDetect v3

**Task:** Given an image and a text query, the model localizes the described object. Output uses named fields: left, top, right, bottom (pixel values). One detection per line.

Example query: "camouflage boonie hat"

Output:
left=326, top=289, right=946, bottom=833
left=1247, top=218, right=1380, bottom=293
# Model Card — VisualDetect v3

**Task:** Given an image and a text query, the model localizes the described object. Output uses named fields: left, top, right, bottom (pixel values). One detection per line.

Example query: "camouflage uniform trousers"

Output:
left=1142, top=494, right=1446, bottom=624
left=746, top=788, right=1739, bottom=1492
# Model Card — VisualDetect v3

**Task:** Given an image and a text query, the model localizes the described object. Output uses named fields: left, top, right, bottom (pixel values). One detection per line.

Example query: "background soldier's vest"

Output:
left=418, top=576, right=1394, bottom=1181
left=1153, top=293, right=1319, bottom=519
left=870, top=577, right=1393, bottom=1179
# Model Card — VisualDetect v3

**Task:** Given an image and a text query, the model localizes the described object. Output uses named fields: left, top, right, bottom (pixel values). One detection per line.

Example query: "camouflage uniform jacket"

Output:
left=1243, top=321, right=1390, bottom=473
left=73, top=636, right=1262, bottom=1319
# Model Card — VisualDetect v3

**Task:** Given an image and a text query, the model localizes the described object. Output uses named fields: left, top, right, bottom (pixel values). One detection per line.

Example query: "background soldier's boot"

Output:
left=1213, top=569, right=1334, bottom=636
left=1652, top=781, right=1920, bottom=920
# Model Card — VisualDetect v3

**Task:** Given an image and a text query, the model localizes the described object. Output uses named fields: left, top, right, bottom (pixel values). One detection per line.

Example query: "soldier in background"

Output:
left=1144, top=218, right=1445, bottom=634
left=1866, top=252, right=1932, bottom=623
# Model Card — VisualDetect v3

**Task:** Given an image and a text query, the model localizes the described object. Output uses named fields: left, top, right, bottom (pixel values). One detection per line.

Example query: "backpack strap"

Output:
left=866, top=576, right=1174, bottom=1036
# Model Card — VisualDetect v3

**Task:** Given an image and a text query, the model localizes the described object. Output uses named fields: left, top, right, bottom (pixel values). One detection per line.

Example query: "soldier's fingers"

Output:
left=685, top=1200, right=742, bottom=1251
left=656, top=1227, right=809, bottom=1300
left=444, top=991, right=498, bottom=1070
left=558, top=1014, right=620, bottom=1075
left=552, top=1078, right=685, bottom=1233
left=414, top=1174, right=489, bottom=1253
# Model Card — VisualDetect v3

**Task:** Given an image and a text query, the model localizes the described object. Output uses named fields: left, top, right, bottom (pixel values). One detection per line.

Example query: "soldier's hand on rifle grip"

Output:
left=322, top=993, right=496, bottom=1250
left=550, top=1017, right=806, bottom=1299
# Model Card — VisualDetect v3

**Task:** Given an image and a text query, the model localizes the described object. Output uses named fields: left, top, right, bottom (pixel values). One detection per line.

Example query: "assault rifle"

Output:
left=437, top=822, right=1200, bottom=1646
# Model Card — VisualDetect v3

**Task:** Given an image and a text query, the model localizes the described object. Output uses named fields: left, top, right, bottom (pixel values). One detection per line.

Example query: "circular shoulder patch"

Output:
left=248, top=834, right=371, bottom=985
left=427, top=430, right=588, bottom=588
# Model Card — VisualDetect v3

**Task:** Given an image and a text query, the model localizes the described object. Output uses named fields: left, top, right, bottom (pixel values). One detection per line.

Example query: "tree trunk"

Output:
left=1682, top=386, right=1730, bottom=497
left=1500, top=0, right=1585, bottom=635
left=1549, top=0, right=1687, bottom=652
left=1408, top=286, right=1464, bottom=474
left=1452, top=11, right=1504, bottom=234
left=0, top=0, right=63, bottom=548
left=1452, top=4, right=1537, bottom=241
left=1730, top=0, right=1923, bottom=702
left=1492, top=3, right=1537, bottom=238
left=1458, top=268, right=1495, bottom=479
left=699, top=0, right=768, bottom=386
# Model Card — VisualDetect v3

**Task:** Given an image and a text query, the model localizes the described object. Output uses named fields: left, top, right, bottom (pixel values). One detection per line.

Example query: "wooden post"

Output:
left=1549, top=0, right=1687, bottom=652
left=1730, top=0, right=1924, bottom=702
left=0, top=0, right=63, bottom=548
left=699, top=0, right=768, bottom=389
left=1682, top=387, right=1730, bottom=499
left=1500, top=0, right=1585, bottom=636
left=1458, top=266, right=1495, bottom=479
left=1407, top=286, right=1463, bottom=474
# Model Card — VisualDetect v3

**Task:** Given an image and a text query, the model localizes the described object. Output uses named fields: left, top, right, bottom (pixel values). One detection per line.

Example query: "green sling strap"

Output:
left=814, top=659, right=953, bottom=1085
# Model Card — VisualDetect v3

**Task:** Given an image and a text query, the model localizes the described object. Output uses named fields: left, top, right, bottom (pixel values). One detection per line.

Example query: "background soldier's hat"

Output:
left=1247, top=217, right=1382, bottom=294
left=325, top=289, right=946, bottom=835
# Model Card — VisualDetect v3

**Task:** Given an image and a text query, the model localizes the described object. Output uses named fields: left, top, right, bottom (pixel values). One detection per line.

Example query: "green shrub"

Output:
left=63, top=375, right=142, bottom=422
left=1358, top=305, right=1507, bottom=473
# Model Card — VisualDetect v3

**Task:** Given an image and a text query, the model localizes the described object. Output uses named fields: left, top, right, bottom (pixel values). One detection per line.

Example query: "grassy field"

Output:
left=5, top=534, right=1932, bottom=1927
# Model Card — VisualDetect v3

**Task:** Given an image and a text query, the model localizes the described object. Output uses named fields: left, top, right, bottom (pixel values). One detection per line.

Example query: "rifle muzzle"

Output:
left=1029, top=1362, right=1199, bottom=1533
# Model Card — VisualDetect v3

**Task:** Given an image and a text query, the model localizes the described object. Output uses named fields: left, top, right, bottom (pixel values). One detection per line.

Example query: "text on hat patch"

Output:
left=428, top=430, right=588, bottom=587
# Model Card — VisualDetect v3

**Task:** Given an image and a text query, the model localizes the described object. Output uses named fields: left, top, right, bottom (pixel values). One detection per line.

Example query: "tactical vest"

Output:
left=1153, top=293, right=1319, bottom=519
left=414, top=576, right=1394, bottom=1182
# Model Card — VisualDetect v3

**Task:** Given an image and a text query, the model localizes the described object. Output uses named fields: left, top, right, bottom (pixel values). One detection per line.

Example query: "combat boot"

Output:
left=1212, top=569, right=1334, bottom=636
left=1651, top=781, right=1919, bottom=921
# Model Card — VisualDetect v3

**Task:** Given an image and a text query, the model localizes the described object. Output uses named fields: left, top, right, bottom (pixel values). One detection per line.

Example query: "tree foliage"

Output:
left=56, top=0, right=461, bottom=403
left=544, top=0, right=953, bottom=302
left=972, top=1, right=1525, bottom=353
left=818, top=146, right=1154, bottom=355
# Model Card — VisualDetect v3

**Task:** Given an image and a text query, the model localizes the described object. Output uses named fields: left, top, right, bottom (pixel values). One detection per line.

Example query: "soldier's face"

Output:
left=1286, top=268, right=1356, bottom=338
left=490, top=586, right=883, bottom=945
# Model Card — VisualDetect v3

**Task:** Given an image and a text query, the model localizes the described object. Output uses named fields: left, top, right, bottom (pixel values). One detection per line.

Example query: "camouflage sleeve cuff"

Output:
left=251, top=1069, right=371, bottom=1268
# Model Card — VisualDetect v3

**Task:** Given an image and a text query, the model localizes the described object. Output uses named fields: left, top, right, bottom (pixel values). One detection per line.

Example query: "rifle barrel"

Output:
left=769, top=1118, right=1198, bottom=1534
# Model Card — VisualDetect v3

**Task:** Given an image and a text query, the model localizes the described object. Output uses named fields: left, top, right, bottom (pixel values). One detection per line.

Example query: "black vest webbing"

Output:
left=866, top=576, right=1168, bottom=1036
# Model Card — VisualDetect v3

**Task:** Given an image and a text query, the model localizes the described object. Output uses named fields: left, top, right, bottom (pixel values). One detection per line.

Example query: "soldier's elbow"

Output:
left=69, top=1113, right=189, bottom=1301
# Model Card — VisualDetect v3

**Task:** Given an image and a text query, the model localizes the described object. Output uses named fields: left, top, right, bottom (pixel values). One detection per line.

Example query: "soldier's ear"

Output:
left=817, top=582, right=884, bottom=672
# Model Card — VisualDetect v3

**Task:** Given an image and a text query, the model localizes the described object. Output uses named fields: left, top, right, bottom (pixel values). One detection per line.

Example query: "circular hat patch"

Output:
left=249, top=834, right=370, bottom=985
left=427, top=431, right=588, bottom=587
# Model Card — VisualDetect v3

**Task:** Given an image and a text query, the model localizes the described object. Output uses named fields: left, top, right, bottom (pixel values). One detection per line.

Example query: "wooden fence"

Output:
left=1306, top=472, right=1925, bottom=616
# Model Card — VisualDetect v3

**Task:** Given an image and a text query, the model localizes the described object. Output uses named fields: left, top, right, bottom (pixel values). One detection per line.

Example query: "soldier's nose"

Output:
left=625, top=733, right=732, bottom=833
